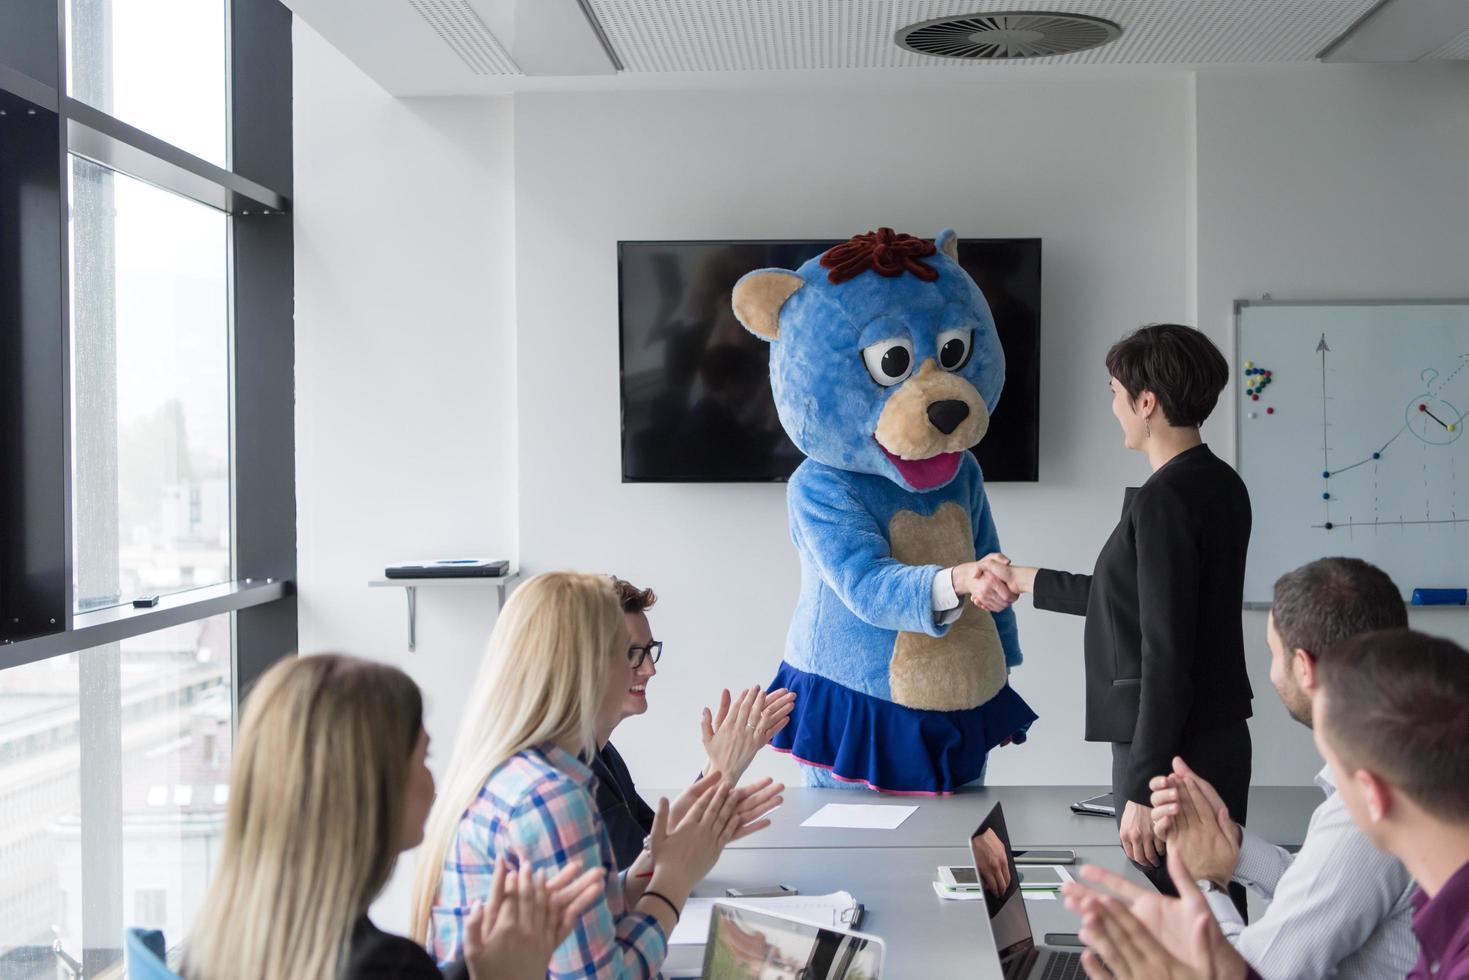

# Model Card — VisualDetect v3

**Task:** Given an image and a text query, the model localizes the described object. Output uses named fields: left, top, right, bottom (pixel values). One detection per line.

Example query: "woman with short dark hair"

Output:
left=976, top=324, right=1254, bottom=897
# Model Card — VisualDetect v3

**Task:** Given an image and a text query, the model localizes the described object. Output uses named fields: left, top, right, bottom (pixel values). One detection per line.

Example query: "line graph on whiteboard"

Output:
left=1313, top=334, right=1469, bottom=532
left=1236, top=301, right=1469, bottom=603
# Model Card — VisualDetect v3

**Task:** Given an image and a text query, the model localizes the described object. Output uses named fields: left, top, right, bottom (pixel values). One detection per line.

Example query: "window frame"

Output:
left=0, top=0, right=294, bottom=972
left=0, top=0, right=295, bottom=684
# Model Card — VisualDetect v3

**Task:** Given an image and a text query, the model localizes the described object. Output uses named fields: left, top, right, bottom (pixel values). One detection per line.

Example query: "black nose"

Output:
left=927, top=400, right=970, bottom=435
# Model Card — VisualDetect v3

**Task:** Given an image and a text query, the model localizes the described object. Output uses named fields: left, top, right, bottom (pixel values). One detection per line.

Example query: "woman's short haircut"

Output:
left=1319, top=628, right=1469, bottom=823
left=1271, top=557, right=1407, bottom=658
left=611, top=577, right=657, bottom=614
left=1105, top=323, right=1229, bottom=428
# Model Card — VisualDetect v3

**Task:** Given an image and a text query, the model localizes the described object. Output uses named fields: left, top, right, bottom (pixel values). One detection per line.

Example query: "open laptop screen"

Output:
left=973, top=803, right=1036, bottom=962
left=702, top=902, right=884, bottom=979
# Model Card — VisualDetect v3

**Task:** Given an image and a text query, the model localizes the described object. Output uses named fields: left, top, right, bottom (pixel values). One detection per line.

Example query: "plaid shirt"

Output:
left=429, top=743, right=668, bottom=978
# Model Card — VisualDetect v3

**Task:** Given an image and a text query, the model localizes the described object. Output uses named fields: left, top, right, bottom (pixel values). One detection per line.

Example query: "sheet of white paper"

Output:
left=931, top=880, right=987, bottom=902
left=668, top=890, right=858, bottom=945
left=800, top=803, right=918, bottom=830
left=1023, top=890, right=1057, bottom=901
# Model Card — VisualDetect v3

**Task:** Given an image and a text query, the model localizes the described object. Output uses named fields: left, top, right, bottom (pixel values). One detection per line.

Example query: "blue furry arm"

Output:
left=789, top=471, right=950, bottom=637
left=972, top=474, right=1023, bottom=668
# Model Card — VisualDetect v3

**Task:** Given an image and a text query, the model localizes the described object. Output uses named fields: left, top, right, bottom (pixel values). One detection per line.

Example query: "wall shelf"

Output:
left=368, top=574, right=520, bottom=651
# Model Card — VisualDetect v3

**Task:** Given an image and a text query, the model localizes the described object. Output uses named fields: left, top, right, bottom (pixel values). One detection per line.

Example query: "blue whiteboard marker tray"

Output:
left=1411, top=588, right=1468, bottom=606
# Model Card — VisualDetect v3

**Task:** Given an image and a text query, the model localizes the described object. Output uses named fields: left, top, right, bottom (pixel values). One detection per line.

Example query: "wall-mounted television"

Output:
left=618, top=239, right=1041, bottom=483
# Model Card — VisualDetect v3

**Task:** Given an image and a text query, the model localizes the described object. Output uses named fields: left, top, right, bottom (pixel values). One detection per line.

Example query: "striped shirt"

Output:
left=428, top=743, right=668, bottom=978
left=1205, top=766, right=1419, bottom=980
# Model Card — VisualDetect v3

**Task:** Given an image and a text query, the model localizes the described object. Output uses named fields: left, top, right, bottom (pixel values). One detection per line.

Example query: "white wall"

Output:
left=514, top=80, right=1196, bottom=791
left=1194, top=63, right=1469, bottom=783
left=292, top=20, right=517, bottom=928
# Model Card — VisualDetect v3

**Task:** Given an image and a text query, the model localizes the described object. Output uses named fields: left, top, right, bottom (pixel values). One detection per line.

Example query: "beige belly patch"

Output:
left=888, top=501, right=1007, bottom=712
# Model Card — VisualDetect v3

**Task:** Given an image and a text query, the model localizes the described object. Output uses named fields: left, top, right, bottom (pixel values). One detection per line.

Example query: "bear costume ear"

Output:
left=935, top=228, right=959, bottom=261
left=732, top=270, right=804, bottom=342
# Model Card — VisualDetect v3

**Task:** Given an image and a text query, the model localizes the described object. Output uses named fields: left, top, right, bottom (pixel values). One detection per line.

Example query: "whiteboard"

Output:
left=1236, top=300, right=1469, bottom=604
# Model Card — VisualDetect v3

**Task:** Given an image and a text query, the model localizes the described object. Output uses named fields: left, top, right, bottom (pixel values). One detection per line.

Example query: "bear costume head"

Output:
left=731, top=228, right=1004, bottom=491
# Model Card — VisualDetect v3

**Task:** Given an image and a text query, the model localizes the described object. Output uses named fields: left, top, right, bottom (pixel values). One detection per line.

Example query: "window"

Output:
left=1, top=0, right=293, bottom=973
left=0, top=614, right=233, bottom=969
left=70, top=158, right=232, bottom=612
left=0, top=654, right=81, bottom=967
left=66, top=0, right=229, bottom=167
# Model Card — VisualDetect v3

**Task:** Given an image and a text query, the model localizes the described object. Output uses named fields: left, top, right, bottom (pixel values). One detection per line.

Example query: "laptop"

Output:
left=973, top=803, right=1086, bottom=980
left=700, top=901, right=885, bottom=979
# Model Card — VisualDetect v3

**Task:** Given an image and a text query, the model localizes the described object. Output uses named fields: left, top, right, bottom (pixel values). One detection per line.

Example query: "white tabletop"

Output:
left=646, top=785, right=1322, bottom=850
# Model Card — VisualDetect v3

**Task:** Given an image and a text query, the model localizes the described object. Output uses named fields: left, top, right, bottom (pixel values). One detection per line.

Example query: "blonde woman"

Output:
left=411, top=572, right=781, bottom=977
left=179, top=653, right=604, bottom=980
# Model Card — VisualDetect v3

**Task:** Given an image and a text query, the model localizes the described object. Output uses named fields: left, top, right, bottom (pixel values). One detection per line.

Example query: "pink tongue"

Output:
left=880, top=446, right=962, bottom=490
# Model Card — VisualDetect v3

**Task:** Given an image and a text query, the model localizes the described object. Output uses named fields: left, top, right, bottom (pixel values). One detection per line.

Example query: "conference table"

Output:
left=656, top=785, right=1321, bottom=978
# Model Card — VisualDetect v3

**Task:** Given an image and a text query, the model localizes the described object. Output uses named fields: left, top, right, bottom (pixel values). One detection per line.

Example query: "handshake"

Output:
left=953, top=553, right=1038, bottom=613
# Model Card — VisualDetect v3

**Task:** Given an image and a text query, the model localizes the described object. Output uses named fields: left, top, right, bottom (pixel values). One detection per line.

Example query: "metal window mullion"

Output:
left=68, top=0, right=125, bottom=964
left=78, top=645, right=123, bottom=976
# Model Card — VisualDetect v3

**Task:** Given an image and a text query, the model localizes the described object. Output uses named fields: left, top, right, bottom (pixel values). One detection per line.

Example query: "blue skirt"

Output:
left=766, top=662, right=1037, bottom=796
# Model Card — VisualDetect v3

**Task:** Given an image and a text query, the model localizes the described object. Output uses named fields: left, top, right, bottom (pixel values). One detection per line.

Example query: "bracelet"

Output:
left=641, top=889, right=680, bottom=923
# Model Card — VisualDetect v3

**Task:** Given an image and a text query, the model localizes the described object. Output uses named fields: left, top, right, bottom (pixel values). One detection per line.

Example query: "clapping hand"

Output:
left=1062, top=850, right=1248, bottom=980
left=1148, top=757, right=1239, bottom=887
left=463, top=859, right=607, bottom=980
left=702, top=686, right=797, bottom=784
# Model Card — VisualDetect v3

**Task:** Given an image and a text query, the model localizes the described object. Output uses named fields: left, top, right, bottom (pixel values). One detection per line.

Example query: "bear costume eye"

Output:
left=861, top=338, right=914, bottom=387
left=937, top=328, right=973, bottom=371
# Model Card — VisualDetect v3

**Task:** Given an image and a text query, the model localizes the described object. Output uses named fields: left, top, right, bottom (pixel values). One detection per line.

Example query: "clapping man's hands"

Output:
left=1062, top=850, right=1249, bottom=980
left=1148, top=757, right=1240, bottom=888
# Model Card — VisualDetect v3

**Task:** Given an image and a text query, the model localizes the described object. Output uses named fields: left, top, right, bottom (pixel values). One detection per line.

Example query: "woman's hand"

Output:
left=642, top=778, right=742, bottom=903
left=463, top=859, right=607, bottom=980
left=1120, top=800, right=1166, bottom=868
left=702, top=686, right=797, bottom=784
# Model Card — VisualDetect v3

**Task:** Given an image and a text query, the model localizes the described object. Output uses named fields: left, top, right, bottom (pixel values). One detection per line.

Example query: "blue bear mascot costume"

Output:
left=732, top=228, right=1036, bottom=795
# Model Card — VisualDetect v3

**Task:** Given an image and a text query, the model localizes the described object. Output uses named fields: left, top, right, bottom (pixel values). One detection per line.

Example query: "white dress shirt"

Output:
left=932, top=569, right=964, bottom=625
left=1206, top=765, right=1420, bottom=980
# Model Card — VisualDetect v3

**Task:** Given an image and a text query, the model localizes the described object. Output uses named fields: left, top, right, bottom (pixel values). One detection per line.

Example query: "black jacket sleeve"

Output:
left=1123, top=482, right=1201, bottom=805
left=1033, top=568, right=1092, bottom=616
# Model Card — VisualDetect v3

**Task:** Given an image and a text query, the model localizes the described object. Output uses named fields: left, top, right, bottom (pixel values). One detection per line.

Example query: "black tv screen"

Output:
left=618, top=239, right=1041, bottom=483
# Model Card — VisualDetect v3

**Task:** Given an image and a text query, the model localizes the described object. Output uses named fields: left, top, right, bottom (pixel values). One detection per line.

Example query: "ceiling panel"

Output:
left=586, top=0, right=1382, bottom=72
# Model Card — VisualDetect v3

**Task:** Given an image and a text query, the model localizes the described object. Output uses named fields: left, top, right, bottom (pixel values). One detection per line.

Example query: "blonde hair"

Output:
left=180, top=654, right=423, bottom=980
left=409, top=571, right=624, bottom=943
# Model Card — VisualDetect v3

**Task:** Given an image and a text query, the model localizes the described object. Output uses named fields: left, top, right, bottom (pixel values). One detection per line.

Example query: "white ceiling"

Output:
left=284, top=0, right=1469, bottom=96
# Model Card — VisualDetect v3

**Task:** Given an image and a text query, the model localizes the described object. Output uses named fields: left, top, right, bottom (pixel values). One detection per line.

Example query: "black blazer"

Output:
left=1033, top=444, right=1253, bottom=805
left=592, top=742, right=656, bottom=871
left=343, top=916, right=468, bottom=980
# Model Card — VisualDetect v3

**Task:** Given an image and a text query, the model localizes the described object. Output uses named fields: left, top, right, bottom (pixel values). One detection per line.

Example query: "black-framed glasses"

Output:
left=627, top=641, right=663, bottom=668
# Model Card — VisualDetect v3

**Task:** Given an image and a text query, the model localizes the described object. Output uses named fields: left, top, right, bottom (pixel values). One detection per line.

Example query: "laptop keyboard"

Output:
left=1041, top=951, right=1084, bottom=980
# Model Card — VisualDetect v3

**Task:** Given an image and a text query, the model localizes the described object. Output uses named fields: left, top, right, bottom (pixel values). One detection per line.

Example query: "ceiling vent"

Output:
left=896, top=11, right=1122, bottom=60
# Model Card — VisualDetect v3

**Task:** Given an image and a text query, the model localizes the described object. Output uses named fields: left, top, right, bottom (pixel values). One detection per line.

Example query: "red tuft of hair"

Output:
left=819, top=228, right=939, bottom=285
